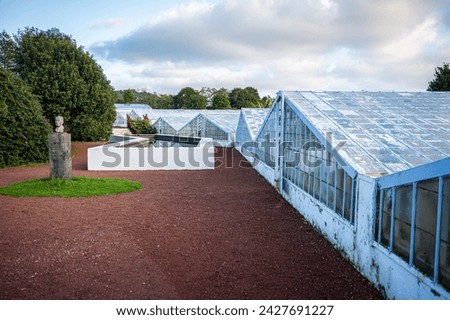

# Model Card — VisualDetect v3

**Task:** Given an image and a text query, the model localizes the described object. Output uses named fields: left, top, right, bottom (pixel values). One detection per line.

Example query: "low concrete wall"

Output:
left=88, top=135, right=215, bottom=170
left=281, top=179, right=356, bottom=258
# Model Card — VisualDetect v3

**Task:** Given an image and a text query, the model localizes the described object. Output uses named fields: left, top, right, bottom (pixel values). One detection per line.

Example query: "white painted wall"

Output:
left=281, top=180, right=356, bottom=257
left=88, top=136, right=215, bottom=170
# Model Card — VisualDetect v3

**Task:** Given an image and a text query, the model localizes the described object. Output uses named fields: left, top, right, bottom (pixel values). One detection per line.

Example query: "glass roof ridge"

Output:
left=241, top=108, right=271, bottom=140
left=285, top=92, right=392, bottom=175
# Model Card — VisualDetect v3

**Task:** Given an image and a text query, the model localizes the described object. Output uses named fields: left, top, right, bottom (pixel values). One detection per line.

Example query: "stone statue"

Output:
left=49, top=116, right=71, bottom=179
left=55, top=116, right=64, bottom=133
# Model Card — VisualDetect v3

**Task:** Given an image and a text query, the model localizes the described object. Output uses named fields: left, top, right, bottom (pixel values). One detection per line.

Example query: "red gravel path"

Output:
left=0, top=143, right=381, bottom=299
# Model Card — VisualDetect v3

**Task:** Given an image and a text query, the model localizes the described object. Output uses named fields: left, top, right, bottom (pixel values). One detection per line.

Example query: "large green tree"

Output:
left=428, top=62, right=450, bottom=91
left=154, top=94, right=174, bottom=109
left=212, top=89, right=231, bottom=109
left=260, top=95, right=274, bottom=108
left=5, top=28, right=116, bottom=141
left=123, top=89, right=134, bottom=104
left=174, top=87, right=206, bottom=109
left=229, top=87, right=261, bottom=109
left=0, top=66, right=51, bottom=167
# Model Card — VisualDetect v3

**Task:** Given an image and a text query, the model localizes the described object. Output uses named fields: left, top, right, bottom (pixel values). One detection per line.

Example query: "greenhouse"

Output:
left=113, top=109, right=140, bottom=127
left=235, top=108, right=270, bottom=146
left=202, top=111, right=241, bottom=145
left=178, top=113, right=204, bottom=137
left=152, top=111, right=199, bottom=136
left=153, top=117, right=178, bottom=135
left=116, top=104, right=152, bottom=118
left=113, top=110, right=128, bottom=127
left=237, top=91, right=450, bottom=299
left=114, top=105, right=240, bottom=145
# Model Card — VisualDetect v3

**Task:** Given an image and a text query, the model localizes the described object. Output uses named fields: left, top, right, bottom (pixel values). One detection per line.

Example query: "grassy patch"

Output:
left=0, top=176, right=142, bottom=198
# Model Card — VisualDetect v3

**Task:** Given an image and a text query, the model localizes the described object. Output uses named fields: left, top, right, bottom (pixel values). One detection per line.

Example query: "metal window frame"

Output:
left=434, top=176, right=444, bottom=284
left=409, top=182, right=418, bottom=266
left=342, top=171, right=347, bottom=218
left=389, top=187, right=396, bottom=252
left=377, top=189, right=384, bottom=243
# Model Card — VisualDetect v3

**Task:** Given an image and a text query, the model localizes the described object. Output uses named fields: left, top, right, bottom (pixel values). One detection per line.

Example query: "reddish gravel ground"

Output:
left=0, top=143, right=382, bottom=299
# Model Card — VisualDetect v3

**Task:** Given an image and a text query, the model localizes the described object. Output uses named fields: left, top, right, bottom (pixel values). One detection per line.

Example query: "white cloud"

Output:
left=90, top=0, right=450, bottom=95
left=90, top=18, right=125, bottom=30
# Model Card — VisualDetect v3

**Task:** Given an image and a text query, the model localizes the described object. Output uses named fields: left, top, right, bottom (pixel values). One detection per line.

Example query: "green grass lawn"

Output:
left=0, top=176, right=142, bottom=198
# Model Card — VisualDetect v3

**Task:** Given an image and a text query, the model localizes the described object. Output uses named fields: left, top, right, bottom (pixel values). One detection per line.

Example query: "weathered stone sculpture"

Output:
left=54, top=115, right=65, bottom=133
left=49, top=116, right=72, bottom=179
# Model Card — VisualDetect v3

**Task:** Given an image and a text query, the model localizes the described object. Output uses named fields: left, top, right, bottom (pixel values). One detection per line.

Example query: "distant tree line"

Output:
left=116, top=86, right=274, bottom=109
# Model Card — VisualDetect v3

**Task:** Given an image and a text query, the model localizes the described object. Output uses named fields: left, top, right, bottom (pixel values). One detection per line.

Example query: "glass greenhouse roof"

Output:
left=203, top=111, right=241, bottom=133
left=151, top=112, right=199, bottom=131
left=114, top=105, right=241, bottom=133
left=284, top=91, right=450, bottom=176
left=116, top=104, right=152, bottom=118
left=241, top=108, right=270, bottom=140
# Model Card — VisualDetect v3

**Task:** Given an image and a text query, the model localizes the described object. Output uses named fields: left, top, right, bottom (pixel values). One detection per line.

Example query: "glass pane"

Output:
left=344, top=174, right=353, bottom=221
left=381, top=188, right=393, bottom=248
left=440, top=176, right=450, bottom=290
left=393, top=184, right=413, bottom=262
left=335, top=165, right=345, bottom=216
left=375, top=189, right=381, bottom=241
left=313, top=178, right=320, bottom=200
left=308, top=167, right=314, bottom=196
left=415, top=179, right=438, bottom=277
left=328, top=158, right=336, bottom=209
left=313, top=149, right=321, bottom=199
left=320, top=159, right=328, bottom=203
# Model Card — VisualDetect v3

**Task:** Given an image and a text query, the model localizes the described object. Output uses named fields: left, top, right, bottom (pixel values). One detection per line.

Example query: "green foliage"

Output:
left=143, top=92, right=174, bottom=109
left=0, top=66, right=51, bottom=167
left=0, top=176, right=142, bottom=197
left=123, top=89, right=134, bottom=104
left=114, top=86, right=271, bottom=110
left=115, top=89, right=174, bottom=109
left=428, top=62, right=450, bottom=91
left=212, top=90, right=231, bottom=109
left=127, top=115, right=156, bottom=134
left=155, top=94, right=174, bottom=109
left=260, top=95, right=275, bottom=108
left=229, top=87, right=261, bottom=108
left=130, top=118, right=156, bottom=134
left=8, top=27, right=116, bottom=141
left=200, top=87, right=218, bottom=108
left=0, top=30, right=17, bottom=70
left=174, top=87, right=207, bottom=109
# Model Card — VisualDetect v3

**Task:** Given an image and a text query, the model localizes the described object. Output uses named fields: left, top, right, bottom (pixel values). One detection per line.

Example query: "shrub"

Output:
left=128, top=115, right=157, bottom=134
left=0, top=67, right=51, bottom=167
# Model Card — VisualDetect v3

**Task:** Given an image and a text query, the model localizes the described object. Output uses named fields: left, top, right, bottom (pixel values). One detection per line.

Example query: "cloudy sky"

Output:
left=1, top=0, right=450, bottom=96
